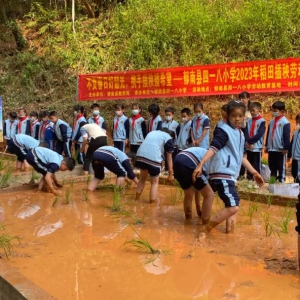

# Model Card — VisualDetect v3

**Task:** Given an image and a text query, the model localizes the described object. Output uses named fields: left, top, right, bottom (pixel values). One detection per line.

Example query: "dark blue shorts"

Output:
left=174, top=154, right=208, bottom=190
left=210, top=179, right=240, bottom=207
left=11, top=140, right=27, bottom=162
left=135, top=158, right=161, bottom=177
left=25, top=151, right=48, bottom=176
left=92, top=151, right=126, bottom=180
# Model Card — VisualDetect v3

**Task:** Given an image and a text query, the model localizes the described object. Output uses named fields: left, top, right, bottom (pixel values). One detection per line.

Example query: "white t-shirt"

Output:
left=80, top=124, right=107, bottom=139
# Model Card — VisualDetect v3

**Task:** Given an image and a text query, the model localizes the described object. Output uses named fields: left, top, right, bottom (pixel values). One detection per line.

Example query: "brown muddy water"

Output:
left=0, top=182, right=300, bottom=300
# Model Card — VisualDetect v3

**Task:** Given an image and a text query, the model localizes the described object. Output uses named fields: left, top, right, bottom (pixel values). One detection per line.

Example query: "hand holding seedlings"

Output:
left=253, top=172, right=264, bottom=187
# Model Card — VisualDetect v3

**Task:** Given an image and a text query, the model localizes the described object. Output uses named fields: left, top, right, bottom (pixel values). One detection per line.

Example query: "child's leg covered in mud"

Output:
left=204, top=179, right=240, bottom=234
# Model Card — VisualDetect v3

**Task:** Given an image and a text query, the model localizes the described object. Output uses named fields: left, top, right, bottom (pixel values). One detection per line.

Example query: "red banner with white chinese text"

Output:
left=78, top=58, right=300, bottom=101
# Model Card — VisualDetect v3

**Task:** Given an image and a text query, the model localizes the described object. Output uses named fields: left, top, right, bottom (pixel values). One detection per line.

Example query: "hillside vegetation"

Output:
left=0, top=0, right=300, bottom=123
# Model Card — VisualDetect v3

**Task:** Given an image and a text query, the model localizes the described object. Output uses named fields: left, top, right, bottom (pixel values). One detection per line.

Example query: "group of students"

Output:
left=2, top=93, right=300, bottom=234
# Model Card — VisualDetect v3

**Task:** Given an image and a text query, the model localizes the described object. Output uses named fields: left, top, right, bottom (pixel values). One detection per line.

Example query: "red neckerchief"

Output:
left=196, top=116, right=203, bottom=132
left=271, top=115, right=284, bottom=140
left=74, top=114, right=84, bottom=129
left=131, top=114, right=141, bottom=128
left=149, top=115, right=156, bottom=132
left=114, top=117, right=119, bottom=130
left=30, top=119, right=38, bottom=132
left=250, top=115, right=262, bottom=137
left=93, top=116, right=100, bottom=125
left=10, top=120, right=14, bottom=130
left=18, top=116, right=27, bottom=133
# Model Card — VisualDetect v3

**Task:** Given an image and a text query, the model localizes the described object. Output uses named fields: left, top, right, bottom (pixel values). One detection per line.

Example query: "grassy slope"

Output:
left=0, top=0, right=299, bottom=128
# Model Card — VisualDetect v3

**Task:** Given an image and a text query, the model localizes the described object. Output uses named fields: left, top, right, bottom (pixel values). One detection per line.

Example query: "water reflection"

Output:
left=34, top=219, right=63, bottom=237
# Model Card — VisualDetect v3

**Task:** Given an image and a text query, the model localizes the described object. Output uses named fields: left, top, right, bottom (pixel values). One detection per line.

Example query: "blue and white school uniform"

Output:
left=129, top=116, right=147, bottom=153
left=17, top=117, right=30, bottom=135
left=72, top=115, right=87, bottom=164
left=265, top=116, right=290, bottom=182
left=30, top=120, right=40, bottom=140
left=113, top=115, right=129, bottom=152
left=148, top=115, right=162, bottom=132
left=25, top=147, right=63, bottom=176
left=39, top=120, right=56, bottom=150
left=244, top=116, right=266, bottom=180
left=3, top=119, right=18, bottom=153
left=288, top=128, right=300, bottom=182
left=174, top=147, right=209, bottom=190
left=191, top=114, right=210, bottom=149
left=53, top=119, right=72, bottom=157
left=92, top=146, right=136, bottom=181
left=87, top=116, right=106, bottom=131
left=208, top=122, right=245, bottom=207
left=176, top=120, right=192, bottom=151
left=12, top=134, right=40, bottom=162
left=136, top=131, right=174, bottom=177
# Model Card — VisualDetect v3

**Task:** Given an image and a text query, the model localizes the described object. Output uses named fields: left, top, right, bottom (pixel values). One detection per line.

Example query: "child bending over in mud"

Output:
left=193, top=100, right=264, bottom=234
left=174, top=147, right=214, bottom=223
left=87, top=146, right=138, bottom=191
left=25, top=147, right=75, bottom=196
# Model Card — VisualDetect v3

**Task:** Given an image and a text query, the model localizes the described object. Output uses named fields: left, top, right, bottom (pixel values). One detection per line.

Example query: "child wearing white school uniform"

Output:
left=113, top=104, right=129, bottom=152
left=147, top=103, right=162, bottom=132
left=3, top=112, right=18, bottom=154
left=191, top=102, right=210, bottom=149
left=129, top=103, right=147, bottom=154
left=177, top=108, right=192, bottom=152
left=193, top=100, right=264, bottom=234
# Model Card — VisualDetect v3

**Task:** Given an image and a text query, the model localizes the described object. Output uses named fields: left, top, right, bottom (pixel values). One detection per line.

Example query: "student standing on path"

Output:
left=288, top=113, right=300, bottom=183
left=265, top=101, right=290, bottom=183
left=113, top=104, right=129, bottom=152
left=49, top=111, right=73, bottom=157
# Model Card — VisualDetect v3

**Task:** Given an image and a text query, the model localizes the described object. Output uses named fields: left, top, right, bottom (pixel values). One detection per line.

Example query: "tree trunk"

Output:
left=81, top=0, right=95, bottom=18
left=0, top=0, right=7, bottom=23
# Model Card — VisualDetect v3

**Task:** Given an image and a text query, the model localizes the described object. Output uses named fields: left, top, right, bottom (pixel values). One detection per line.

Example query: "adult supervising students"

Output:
left=79, top=123, right=108, bottom=175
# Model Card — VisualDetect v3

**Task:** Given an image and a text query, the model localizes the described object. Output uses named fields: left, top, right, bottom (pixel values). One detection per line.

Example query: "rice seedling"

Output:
left=0, top=159, right=6, bottom=172
left=268, top=176, right=277, bottom=184
left=264, top=194, right=273, bottom=209
left=70, top=178, right=75, bottom=188
left=0, top=224, right=20, bottom=259
left=277, top=201, right=293, bottom=234
left=86, top=174, right=91, bottom=185
left=0, top=170, right=11, bottom=188
left=123, top=227, right=160, bottom=254
left=261, top=157, right=268, bottom=165
left=61, top=178, right=65, bottom=187
left=260, top=212, right=280, bottom=237
left=52, top=196, right=59, bottom=207
left=248, top=201, right=259, bottom=224
left=82, top=190, right=89, bottom=201
left=112, top=210, right=145, bottom=225
left=97, top=184, right=115, bottom=190
left=111, top=186, right=122, bottom=212
left=65, top=188, right=71, bottom=204
left=30, top=170, right=39, bottom=183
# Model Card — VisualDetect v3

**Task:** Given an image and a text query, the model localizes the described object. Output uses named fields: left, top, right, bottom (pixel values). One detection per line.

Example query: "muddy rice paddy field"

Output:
left=0, top=180, right=300, bottom=300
